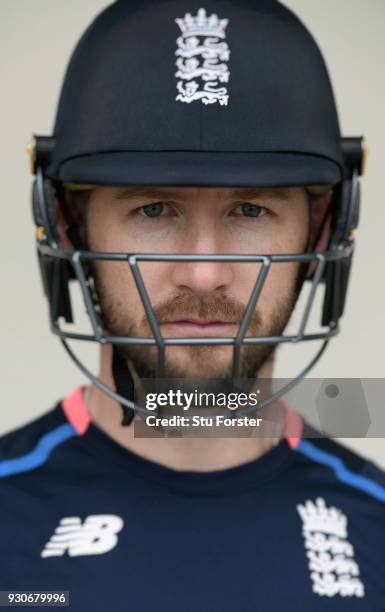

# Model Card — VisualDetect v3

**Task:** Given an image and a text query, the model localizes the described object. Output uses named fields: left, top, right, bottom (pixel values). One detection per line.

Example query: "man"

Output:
left=0, top=1, right=384, bottom=610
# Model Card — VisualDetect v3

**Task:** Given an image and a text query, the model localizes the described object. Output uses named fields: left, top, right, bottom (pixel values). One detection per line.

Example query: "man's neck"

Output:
left=85, top=346, right=283, bottom=472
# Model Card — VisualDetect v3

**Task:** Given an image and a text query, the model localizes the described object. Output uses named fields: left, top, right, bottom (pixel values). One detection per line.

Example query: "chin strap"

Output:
left=111, top=346, right=136, bottom=426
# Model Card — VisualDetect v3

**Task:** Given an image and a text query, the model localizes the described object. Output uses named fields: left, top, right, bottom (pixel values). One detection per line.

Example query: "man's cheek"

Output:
left=258, top=267, right=298, bottom=316
left=266, top=263, right=296, bottom=295
left=99, top=262, right=133, bottom=296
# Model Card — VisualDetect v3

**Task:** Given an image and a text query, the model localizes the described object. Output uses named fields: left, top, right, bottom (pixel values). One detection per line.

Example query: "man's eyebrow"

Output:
left=228, top=187, right=292, bottom=202
left=113, top=187, right=181, bottom=200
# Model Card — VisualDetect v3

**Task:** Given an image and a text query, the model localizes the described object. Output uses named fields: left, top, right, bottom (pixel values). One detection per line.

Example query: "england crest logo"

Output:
left=174, top=8, right=230, bottom=106
left=297, top=498, right=365, bottom=598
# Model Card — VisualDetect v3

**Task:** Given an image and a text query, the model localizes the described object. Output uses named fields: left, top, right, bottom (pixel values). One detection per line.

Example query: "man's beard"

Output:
left=90, top=261, right=306, bottom=381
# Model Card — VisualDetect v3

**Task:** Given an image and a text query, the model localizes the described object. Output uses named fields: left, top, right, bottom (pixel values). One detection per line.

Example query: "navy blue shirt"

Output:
left=0, top=386, right=384, bottom=611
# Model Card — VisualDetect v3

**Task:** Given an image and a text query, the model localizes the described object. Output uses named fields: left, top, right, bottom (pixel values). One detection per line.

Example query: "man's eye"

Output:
left=233, top=203, right=268, bottom=218
left=138, top=202, right=169, bottom=218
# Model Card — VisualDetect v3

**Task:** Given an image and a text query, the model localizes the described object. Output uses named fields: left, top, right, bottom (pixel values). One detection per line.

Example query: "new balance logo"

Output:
left=40, top=514, right=124, bottom=558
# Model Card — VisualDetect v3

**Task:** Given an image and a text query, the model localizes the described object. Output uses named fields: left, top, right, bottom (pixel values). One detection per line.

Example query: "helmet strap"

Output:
left=111, top=346, right=136, bottom=427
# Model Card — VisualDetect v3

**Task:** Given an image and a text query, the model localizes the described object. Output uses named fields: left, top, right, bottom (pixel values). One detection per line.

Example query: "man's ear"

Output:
left=54, top=198, right=73, bottom=248
left=54, top=190, right=88, bottom=249
left=306, top=192, right=332, bottom=278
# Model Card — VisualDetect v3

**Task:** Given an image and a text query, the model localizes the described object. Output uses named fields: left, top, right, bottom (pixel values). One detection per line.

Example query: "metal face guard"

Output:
left=37, top=243, right=352, bottom=419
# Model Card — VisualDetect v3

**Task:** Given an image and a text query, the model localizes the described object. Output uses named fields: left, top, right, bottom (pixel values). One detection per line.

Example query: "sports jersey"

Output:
left=0, top=386, right=384, bottom=611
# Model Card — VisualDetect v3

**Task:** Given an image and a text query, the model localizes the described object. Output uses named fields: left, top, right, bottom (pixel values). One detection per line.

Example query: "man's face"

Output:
left=84, top=186, right=313, bottom=379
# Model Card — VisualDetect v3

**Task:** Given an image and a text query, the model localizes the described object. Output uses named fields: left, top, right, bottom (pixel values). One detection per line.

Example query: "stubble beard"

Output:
left=91, top=263, right=304, bottom=381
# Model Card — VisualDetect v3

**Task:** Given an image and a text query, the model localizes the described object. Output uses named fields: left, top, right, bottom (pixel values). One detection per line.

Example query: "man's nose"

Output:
left=171, top=224, right=235, bottom=295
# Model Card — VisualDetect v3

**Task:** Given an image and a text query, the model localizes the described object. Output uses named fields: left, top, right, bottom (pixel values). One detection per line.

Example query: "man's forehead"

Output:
left=112, top=186, right=294, bottom=202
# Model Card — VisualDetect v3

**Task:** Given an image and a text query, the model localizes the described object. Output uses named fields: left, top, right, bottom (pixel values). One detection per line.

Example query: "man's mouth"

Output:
left=160, top=319, right=239, bottom=337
